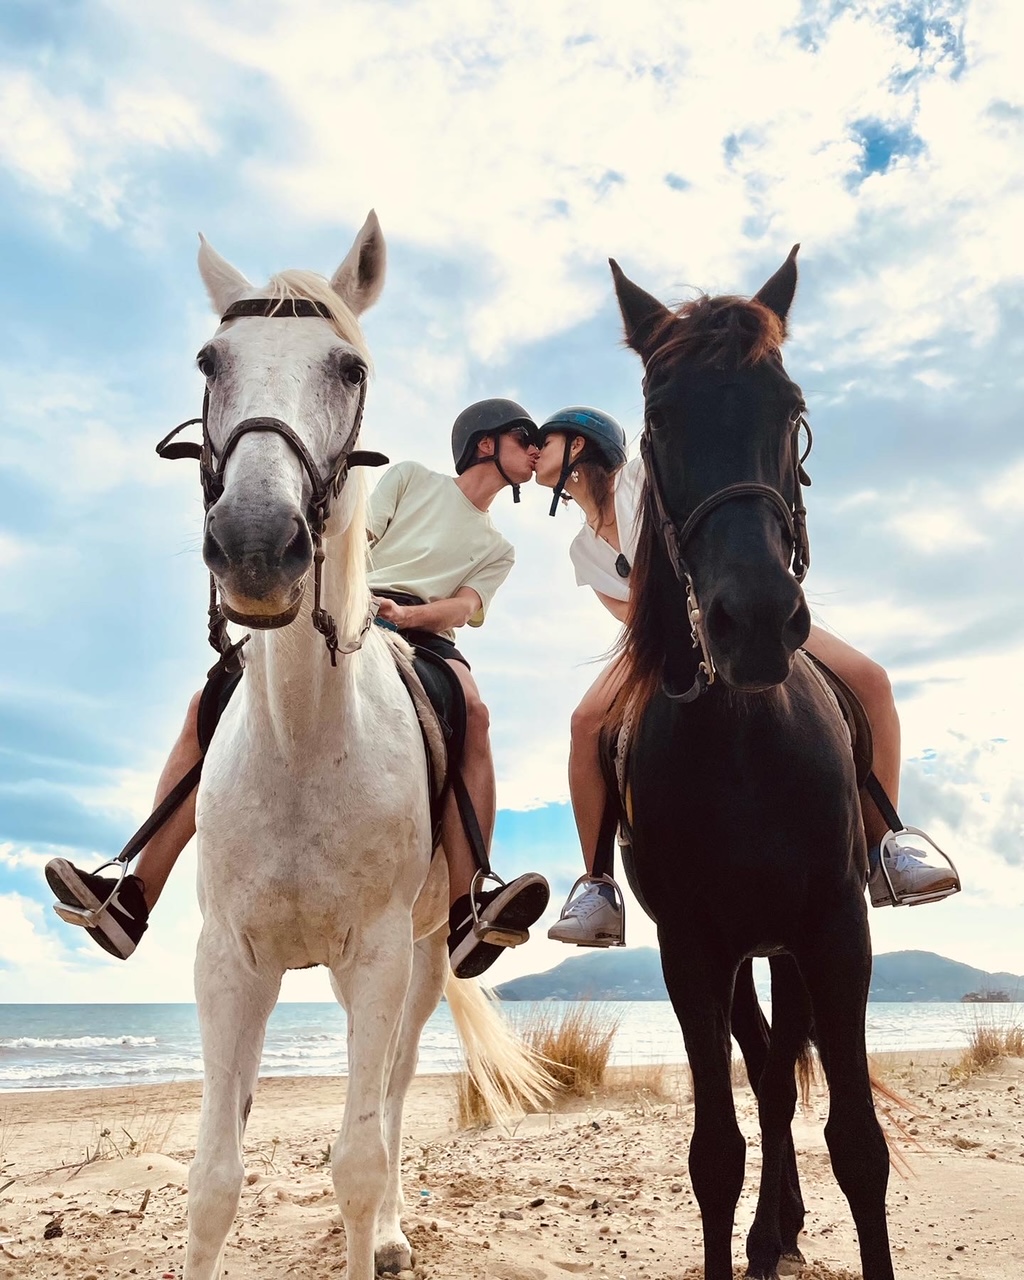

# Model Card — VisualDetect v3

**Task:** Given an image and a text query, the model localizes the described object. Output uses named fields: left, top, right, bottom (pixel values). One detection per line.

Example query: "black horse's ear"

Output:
left=610, top=259, right=673, bottom=360
left=753, top=244, right=800, bottom=326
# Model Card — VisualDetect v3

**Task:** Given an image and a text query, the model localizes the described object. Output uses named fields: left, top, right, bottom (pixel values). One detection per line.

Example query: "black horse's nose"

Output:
left=705, top=589, right=809, bottom=654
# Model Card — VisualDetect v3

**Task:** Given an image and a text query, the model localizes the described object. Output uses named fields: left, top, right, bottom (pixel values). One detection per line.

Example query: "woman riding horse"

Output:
left=535, top=406, right=959, bottom=943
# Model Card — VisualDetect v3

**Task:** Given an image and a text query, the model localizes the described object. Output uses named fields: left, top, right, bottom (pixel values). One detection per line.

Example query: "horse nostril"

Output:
left=203, top=518, right=230, bottom=575
left=705, top=597, right=738, bottom=650
left=784, top=597, right=811, bottom=650
left=281, top=518, right=313, bottom=575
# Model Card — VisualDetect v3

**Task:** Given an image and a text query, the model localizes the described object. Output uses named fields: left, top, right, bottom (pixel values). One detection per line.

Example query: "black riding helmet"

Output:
left=537, top=406, right=627, bottom=516
left=451, top=398, right=538, bottom=503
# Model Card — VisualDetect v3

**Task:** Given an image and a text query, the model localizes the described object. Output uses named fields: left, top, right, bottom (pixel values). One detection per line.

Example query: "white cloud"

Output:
left=0, top=0, right=993, bottom=368
left=983, top=457, right=1024, bottom=511
left=0, top=892, right=56, bottom=968
left=0, top=70, right=215, bottom=226
left=0, top=533, right=28, bottom=568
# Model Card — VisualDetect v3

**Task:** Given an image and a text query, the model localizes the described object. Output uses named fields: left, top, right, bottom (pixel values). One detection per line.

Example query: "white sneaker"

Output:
left=870, top=845, right=959, bottom=908
left=547, top=877, right=625, bottom=946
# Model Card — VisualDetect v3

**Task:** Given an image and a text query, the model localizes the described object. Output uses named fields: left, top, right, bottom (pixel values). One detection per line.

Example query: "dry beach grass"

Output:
left=1, top=1039, right=1023, bottom=1279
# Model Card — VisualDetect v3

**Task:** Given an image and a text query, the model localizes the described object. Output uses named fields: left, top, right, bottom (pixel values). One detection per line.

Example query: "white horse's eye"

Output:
left=341, top=361, right=367, bottom=387
left=197, top=348, right=217, bottom=379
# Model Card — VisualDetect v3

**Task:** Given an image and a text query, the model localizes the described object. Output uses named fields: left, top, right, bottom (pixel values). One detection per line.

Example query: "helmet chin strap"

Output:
left=548, top=436, right=575, bottom=516
left=466, top=439, right=522, bottom=501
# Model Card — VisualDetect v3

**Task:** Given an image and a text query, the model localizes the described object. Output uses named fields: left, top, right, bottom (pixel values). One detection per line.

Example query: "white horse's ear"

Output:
left=197, top=234, right=252, bottom=315
left=330, top=210, right=387, bottom=315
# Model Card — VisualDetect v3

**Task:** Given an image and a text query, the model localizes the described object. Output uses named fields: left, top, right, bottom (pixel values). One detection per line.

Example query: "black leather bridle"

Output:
left=639, top=390, right=813, bottom=703
left=155, top=297, right=388, bottom=667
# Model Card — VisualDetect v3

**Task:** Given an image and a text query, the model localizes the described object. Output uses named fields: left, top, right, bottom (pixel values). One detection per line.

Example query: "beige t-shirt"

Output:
left=367, top=460, right=515, bottom=629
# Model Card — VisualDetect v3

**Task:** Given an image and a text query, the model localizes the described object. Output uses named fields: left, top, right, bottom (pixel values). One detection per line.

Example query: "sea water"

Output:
left=2, top=1001, right=1020, bottom=1092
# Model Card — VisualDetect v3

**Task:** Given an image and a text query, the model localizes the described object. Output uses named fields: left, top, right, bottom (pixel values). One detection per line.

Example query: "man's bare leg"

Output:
left=441, top=658, right=549, bottom=979
left=45, top=690, right=203, bottom=958
left=441, top=660, right=495, bottom=907
left=134, top=691, right=203, bottom=910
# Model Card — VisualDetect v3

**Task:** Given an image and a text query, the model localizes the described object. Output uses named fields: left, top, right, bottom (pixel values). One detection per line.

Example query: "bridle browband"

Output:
left=640, top=360, right=813, bottom=704
left=155, top=297, right=389, bottom=668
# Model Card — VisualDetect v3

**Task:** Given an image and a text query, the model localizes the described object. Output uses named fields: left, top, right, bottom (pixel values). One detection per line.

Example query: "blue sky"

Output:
left=2, top=0, right=1023, bottom=1001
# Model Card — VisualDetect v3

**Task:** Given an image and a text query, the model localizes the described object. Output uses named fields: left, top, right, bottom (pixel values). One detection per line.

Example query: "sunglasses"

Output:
left=502, top=425, right=537, bottom=449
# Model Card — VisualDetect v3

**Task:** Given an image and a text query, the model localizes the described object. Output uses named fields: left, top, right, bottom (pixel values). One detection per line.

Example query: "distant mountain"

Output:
left=492, top=948, right=1024, bottom=1004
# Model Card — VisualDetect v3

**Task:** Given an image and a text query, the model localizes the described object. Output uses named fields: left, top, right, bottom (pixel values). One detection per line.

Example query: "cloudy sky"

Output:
left=2, top=0, right=1022, bottom=1004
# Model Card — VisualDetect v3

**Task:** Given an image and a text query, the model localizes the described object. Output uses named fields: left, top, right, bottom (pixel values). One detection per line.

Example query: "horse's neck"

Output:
left=243, top=528, right=372, bottom=747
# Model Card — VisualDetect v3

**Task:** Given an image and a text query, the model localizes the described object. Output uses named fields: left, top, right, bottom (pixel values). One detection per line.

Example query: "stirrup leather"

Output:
left=52, top=857, right=132, bottom=928
left=876, top=827, right=962, bottom=907
left=468, top=869, right=529, bottom=948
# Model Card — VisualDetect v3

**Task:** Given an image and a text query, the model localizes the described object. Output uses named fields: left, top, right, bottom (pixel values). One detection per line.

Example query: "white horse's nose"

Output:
left=204, top=502, right=313, bottom=611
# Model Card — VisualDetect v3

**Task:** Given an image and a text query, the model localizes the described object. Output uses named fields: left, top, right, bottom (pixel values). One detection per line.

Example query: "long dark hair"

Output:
left=568, top=439, right=618, bottom=534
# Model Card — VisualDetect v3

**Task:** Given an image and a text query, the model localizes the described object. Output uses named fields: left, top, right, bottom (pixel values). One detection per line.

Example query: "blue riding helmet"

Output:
left=538, top=406, right=627, bottom=515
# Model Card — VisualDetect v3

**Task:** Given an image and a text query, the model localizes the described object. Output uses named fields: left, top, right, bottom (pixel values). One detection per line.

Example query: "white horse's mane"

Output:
left=263, top=269, right=373, bottom=367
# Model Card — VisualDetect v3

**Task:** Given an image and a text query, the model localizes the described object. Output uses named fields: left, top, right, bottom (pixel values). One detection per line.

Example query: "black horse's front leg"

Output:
left=660, top=935, right=745, bottom=1280
left=799, top=917, right=895, bottom=1280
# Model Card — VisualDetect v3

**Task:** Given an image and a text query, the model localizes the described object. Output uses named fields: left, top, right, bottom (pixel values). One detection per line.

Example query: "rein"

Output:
left=640, top=386, right=813, bottom=704
left=155, top=297, right=388, bottom=668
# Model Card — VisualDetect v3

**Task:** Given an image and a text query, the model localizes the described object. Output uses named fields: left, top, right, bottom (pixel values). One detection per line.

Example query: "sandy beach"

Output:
left=1, top=1052, right=1022, bottom=1279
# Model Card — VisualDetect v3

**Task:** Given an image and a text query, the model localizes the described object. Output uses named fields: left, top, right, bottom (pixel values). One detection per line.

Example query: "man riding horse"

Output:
left=45, top=399, right=550, bottom=980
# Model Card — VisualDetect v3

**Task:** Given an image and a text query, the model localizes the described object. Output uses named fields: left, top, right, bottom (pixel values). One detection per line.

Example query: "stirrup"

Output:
left=52, top=857, right=131, bottom=928
left=468, top=869, right=529, bottom=948
left=876, top=827, right=962, bottom=907
left=560, top=873, right=627, bottom=945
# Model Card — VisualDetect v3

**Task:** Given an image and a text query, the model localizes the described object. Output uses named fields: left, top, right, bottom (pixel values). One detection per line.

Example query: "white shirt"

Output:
left=568, top=455, right=645, bottom=602
left=367, top=460, right=515, bottom=628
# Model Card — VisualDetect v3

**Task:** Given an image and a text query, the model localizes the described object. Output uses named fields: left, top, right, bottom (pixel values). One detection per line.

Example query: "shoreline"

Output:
left=0, top=1044, right=989, bottom=1100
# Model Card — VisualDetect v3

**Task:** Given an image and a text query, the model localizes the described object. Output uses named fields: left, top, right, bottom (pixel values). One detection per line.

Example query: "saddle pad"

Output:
left=384, top=633, right=468, bottom=850
left=194, top=635, right=455, bottom=848
left=604, top=647, right=874, bottom=843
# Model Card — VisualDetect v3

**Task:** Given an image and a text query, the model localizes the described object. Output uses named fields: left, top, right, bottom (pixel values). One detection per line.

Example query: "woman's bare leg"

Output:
left=802, top=626, right=899, bottom=849
left=569, top=654, right=629, bottom=873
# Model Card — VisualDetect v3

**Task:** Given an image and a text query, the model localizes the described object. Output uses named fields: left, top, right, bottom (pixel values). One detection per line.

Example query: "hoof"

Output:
left=778, top=1250, right=805, bottom=1276
left=375, top=1240, right=413, bottom=1275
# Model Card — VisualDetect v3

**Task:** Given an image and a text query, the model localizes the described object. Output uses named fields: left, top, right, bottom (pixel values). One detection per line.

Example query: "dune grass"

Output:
left=456, top=1002, right=621, bottom=1127
left=950, top=1012, right=1024, bottom=1080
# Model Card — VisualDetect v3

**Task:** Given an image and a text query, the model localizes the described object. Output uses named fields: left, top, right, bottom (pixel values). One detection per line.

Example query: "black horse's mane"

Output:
left=608, top=295, right=786, bottom=728
left=645, top=292, right=786, bottom=376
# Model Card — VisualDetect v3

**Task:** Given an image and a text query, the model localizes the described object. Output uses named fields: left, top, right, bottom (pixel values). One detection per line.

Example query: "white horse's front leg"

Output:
left=375, top=927, right=448, bottom=1272
left=332, top=916, right=414, bottom=1280
left=184, top=927, right=282, bottom=1280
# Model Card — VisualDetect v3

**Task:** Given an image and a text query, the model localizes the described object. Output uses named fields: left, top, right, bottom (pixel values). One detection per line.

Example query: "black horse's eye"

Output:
left=646, top=407, right=666, bottom=431
left=196, top=347, right=217, bottom=379
left=340, top=360, right=367, bottom=387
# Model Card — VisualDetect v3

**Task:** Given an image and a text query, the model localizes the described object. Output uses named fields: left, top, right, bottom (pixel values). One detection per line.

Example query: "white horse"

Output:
left=184, top=212, right=548, bottom=1280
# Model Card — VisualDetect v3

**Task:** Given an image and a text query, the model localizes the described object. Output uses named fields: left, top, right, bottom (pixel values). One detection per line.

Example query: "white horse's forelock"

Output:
left=234, top=268, right=372, bottom=643
left=262, top=269, right=372, bottom=366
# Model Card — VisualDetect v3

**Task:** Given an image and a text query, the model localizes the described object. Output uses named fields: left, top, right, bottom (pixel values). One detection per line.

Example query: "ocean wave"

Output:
left=0, top=1055, right=204, bottom=1084
left=1, top=1035, right=158, bottom=1050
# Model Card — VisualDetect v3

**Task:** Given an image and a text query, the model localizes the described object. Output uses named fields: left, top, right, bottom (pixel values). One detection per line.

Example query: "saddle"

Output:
left=109, top=629, right=473, bottom=877
left=597, top=648, right=877, bottom=879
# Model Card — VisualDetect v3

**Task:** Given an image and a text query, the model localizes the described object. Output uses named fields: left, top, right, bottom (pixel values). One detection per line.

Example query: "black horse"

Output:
left=609, top=248, right=894, bottom=1280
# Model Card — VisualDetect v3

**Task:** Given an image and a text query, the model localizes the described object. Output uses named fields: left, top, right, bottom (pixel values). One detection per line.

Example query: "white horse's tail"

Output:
left=445, top=976, right=554, bottom=1126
